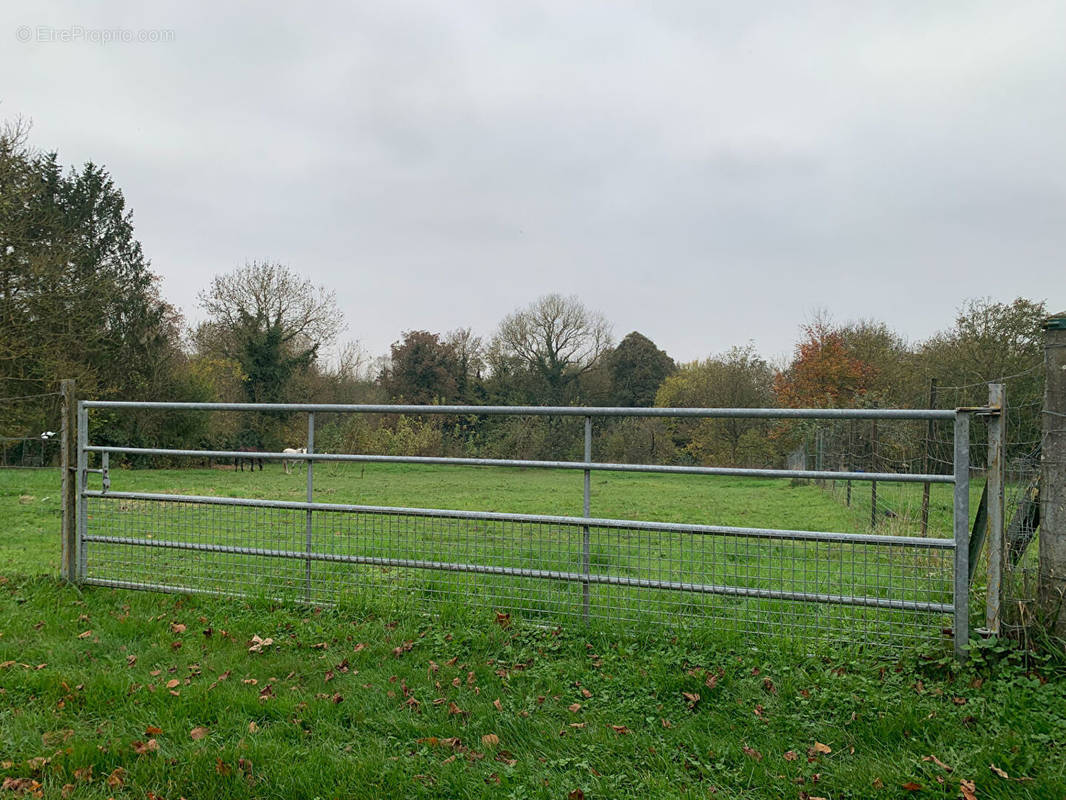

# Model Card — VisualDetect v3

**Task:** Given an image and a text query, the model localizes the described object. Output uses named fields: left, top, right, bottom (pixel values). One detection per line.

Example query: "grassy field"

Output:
left=8, top=464, right=963, bottom=646
left=1, top=466, right=1063, bottom=799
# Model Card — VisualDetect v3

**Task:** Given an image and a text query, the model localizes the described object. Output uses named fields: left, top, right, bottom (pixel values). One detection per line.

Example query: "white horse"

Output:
left=282, top=447, right=307, bottom=474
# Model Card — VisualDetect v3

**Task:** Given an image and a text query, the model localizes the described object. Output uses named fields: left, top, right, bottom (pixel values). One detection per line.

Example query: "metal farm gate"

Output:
left=63, top=399, right=1006, bottom=658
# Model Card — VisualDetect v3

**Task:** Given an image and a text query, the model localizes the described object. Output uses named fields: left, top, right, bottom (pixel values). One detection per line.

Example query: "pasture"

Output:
left=1, top=466, right=1063, bottom=799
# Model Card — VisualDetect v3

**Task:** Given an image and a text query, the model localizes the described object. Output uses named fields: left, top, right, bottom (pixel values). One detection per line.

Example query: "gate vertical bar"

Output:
left=871, top=419, right=878, bottom=528
left=76, top=402, right=88, bottom=580
left=305, top=412, right=315, bottom=603
left=582, top=415, right=591, bottom=622
left=985, top=383, right=1006, bottom=633
left=921, top=378, right=938, bottom=536
left=953, top=411, right=971, bottom=660
left=60, top=379, right=76, bottom=581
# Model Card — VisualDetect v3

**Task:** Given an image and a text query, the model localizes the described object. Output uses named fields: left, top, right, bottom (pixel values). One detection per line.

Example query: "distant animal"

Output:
left=283, top=447, right=307, bottom=474
left=235, top=446, right=264, bottom=471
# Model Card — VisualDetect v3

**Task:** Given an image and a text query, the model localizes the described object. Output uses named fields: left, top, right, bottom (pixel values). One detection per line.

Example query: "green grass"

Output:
left=7, top=465, right=962, bottom=647
left=1, top=466, right=1063, bottom=798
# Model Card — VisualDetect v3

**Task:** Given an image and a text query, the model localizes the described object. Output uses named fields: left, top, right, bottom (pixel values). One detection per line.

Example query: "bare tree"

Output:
left=199, top=261, right=342, bottom=355
left=197, top=262, right=344, bottom=405
left=492, top=294, right=613, bottom=403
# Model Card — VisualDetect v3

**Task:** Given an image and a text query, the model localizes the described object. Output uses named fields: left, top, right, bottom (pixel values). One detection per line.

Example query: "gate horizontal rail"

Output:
left=86, top=445, right=954, bottom=484
left=82, top=399, right=956, bottom=420
left=82, top=489, right=956, bottom=548
left=73, top=400, right=984, bottom=657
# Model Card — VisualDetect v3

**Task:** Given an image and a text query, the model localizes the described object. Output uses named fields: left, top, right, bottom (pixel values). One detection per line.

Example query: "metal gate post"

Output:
left=985, top=384, right=1006, bottom=634
left=76, top=401, right=89, bottom=580
left=953, top=411, right=971, bottom=660
left=582, top=416, right=591, bottom=622
left=305, top=412, right=315, bottom=603
left=60, top=380, right=77, bottom=581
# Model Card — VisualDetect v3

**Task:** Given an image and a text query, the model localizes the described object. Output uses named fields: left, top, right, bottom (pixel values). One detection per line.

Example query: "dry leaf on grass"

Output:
left=247, top=635, right=273, bottom=653
left=189, top=726, right=209, bottom=741
left=922, top=754, right=953, bottom=772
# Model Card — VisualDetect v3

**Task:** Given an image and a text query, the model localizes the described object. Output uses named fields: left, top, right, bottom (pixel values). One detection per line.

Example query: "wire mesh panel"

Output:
left=81, top=493, right=954, bottom=650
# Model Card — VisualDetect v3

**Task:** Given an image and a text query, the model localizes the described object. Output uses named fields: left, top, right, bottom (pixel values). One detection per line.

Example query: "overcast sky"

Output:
left=3, top=2, right=1064, bottom=366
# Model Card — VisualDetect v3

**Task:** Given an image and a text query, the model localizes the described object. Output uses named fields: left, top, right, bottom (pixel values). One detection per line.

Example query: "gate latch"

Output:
left=85, top=452, right=110, bottom=493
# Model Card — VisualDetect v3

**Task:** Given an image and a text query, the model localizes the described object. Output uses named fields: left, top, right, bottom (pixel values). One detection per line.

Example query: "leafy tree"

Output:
left=656, top=345, right=776, bottom=465
left=0, top=119, right=189, bottom=449
left=604, top=331, right=676, bottom=407
left=917, top=297, right=1047, bottom=461
left=773, top=320, right=877, bottom=409
left=379, top=330, right=461, bottom=404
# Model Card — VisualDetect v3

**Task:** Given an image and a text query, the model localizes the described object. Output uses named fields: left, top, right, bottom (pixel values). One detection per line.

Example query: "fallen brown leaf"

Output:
left=131, top=739, right=158, bottom=754
left=189, top=726, right=209, bottom=741
left=922, top=754, right=953, bottom=773
left=902, top=782, right=922, bottom=791
left=482, top=734, right=500, bottom=748
left=960, top=778, right=977, bottom=800
left=145, top=725, right=163, bottom=736
left=77, top=630, right=92, bottom=639
left=247, top=635, right=273, bottom=653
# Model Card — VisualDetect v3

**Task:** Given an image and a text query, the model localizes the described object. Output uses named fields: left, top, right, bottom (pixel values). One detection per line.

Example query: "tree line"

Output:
left=0, top=121, right=1049, bottom=469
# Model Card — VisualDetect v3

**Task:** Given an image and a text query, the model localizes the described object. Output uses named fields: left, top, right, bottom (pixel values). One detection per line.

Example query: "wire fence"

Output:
left=0, top=388, right=62, bottom=468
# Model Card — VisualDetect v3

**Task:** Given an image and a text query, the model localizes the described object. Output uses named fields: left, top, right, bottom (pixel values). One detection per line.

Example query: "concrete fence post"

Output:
left=1040, top=312, right=1066, bottom=636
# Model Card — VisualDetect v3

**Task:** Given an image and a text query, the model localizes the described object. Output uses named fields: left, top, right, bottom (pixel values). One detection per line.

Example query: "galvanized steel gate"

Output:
left=68, top=401, right=998, bottom=657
